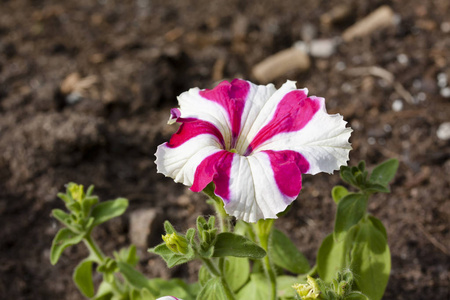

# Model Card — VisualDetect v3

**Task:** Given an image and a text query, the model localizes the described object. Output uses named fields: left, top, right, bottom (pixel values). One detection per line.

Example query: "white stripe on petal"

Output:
left=257, top=97, right=352, bottom=174
left=224, top=152, right=294, bottom=222
left=177, top=88, right=233, bottom=150
left=235, top=82, right=277, bottom=153
left=155, top=135, right=223, bottom=187
left=236, top=81, right=308, bottom=154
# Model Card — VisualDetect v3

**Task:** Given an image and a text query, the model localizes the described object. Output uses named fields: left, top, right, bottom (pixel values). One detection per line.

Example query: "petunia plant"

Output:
left=50, top=79, right=399, bottom=300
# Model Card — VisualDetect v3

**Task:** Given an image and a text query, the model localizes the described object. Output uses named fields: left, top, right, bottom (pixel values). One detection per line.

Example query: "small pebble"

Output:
left=437, top=72, right=448, bottom=88
left=441, top=21, right=450, bottom=33
left=441, top=87, right=450, bottom=98
left=367, top=137, right=376, bottom=145
left=412, top=79, right=422, bottom=90
left=436, top=122, right=450, bottom=140
left=416, top=92, right=426, bottom=102
left=397, top=53, right=409, bottom=65
left=384, top=124, right=392, bottom=132
left=335, top=61, right=346, bottom=71
left=392, top=99, right=403, bottom=112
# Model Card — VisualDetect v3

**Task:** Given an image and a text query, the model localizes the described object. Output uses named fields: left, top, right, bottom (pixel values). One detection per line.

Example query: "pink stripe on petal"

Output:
left=167, top=119, right=225, bottom=148
left=199, top=79, right=249, bottom=146
left=263, top=150, right=309, bottom=199
left=191, top=151, right=234, bottom=202
left=246, top=91, right=320, bottom=155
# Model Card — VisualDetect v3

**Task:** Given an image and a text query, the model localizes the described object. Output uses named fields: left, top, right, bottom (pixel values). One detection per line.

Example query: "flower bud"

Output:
left=162, top=233, right=189, bottom=254
left=68, top=183, right=85, bottom=203
left=292, top=276, right=321, bottom=300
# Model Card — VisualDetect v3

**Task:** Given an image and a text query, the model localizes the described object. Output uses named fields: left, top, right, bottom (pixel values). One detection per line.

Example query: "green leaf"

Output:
left=270, top=229, right=310, bottom=274
left=117, top=262, right=158, bottom=296
left=73, top=259, right=95, bottom=297
left=212, top=233, right=266, bottom=259
left=317, top=226, right=359, bottom=282
left=91, top=198, right=128, bottom=227
left=357, top=161, right=366, bottom=172
left=52, top=209, right=71, bottom=227
left=164, top=220, right=176, bottom=234
left=199, top=266, right=212, bottom=287
left=331, top=186, right=349, bottom=204
left=236, top=274, right=269, bottom=300
left=350, top=222, right=390, bottom=300
left=276, top=275, right=299, bottom=299
left=369, top=159, right=399, bottom=187
left=224, top=257, right=250, bottom=292
left=363, top=183, right=390, bottom=194
left=50, top=228, right=84, bottom=265
left=92, top=282, right=113, bottom=300
left=196, top=277, right=230, bottom=300
left=334, top=193, right=368, bottom=242
left=346, top=291, right=370, bottom=300
left=148, top=244, right=195, bottom=268
left=57, top=192, right=72, bottom=205
left=367, top=216, right=387, bottom=240
left=114, top=245, right=139, bottom=266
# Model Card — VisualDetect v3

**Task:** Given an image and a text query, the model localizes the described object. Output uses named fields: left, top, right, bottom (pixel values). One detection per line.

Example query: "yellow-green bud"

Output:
left=162, top=233, right=189, bottom=254
left=292, top=276, right=321, bottom=300
left=69, top=184, right=85, bottom=203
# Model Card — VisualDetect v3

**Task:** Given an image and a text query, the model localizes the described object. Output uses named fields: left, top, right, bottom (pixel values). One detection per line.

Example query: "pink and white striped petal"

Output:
left=255, top=96, right=352, bottom=174
left=156, top=297, right=182, bottom=300
left=155, top=135, right=223, bottom=187
left=223, top=151, right=309, bottom=222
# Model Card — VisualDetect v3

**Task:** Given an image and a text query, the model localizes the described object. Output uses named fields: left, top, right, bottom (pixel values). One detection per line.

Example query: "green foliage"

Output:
left=276, top=276, right=299, bottom=299
left=50, top=159, right=398, bottom=300
left=317, top=159, right=398, bottom=300
left=212, top=232, right=266, bottom=259
left=223, top=257, right=250, bottom=292
left=317, top=219, right=390, bottom=300
left=117, top=262, right=158, bottom=295
left=50, top=228, right=84, bottom=265
left=196, top=277, right=231, bottom=300
left=236, top=273, right=270, bottom=300
left=331, top=186, right=349, bottom=204
left=149, top=243, right=196, bottom=268
left=369, top=159, right=399, bottom=187
left=270, top=229, right=310, bottom=274
left=333, top=194, right=368, bottom=242
left=91, top=198, right=128, bottom=227
left=340, top=159, right=398, bottom=194
left=114, top=245, right=139, bottom=267
left=73, top=259, right=95, bottom=298
left=351, top=221, right=390, bottom=300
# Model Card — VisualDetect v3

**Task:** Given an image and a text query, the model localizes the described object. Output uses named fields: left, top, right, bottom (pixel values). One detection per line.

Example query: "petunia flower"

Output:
left=155, top=79, right=352, bottom=223
left=156, top=297, right=182, bottom=300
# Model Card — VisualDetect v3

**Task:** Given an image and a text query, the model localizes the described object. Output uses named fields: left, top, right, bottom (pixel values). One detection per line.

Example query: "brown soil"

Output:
left=0, top=0, right=449, bottom=299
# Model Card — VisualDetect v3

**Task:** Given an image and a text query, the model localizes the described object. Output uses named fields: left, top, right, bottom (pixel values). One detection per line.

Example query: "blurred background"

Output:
left=0, top=0, right=449, bottom=299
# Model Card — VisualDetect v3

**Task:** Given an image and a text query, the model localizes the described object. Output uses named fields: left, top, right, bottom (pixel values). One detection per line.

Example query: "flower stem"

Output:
left=200, top=257, right=236, bottom=300
left=83, top=235, right=105, bottom=263
left=83, top=235, right=123, bottom=296
left=254, top=220, right=277, bottom=300
left=203, top=185, right=230, bottom=232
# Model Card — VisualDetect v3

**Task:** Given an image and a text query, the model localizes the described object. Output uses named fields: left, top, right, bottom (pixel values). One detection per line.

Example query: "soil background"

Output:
left=0, top=0, right=449, bottom=299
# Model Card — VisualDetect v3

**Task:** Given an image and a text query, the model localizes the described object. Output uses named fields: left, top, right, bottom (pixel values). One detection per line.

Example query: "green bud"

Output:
left=68, top=183, right=85, bottom=203
left=162, top=233, right=189, bottom=254
left=293, top=276, right=321, bottom=300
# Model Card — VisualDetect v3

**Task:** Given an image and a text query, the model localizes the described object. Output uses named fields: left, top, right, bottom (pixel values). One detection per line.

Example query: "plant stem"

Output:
left=83, top=235, right=123, bottom=296
left=83, top=235, right=105, bottom=263
left=203, top=187, right=230, bottom=232
left=254, top=220, right=277, bottom=300
left=200, top=257, right=236, bottom=300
